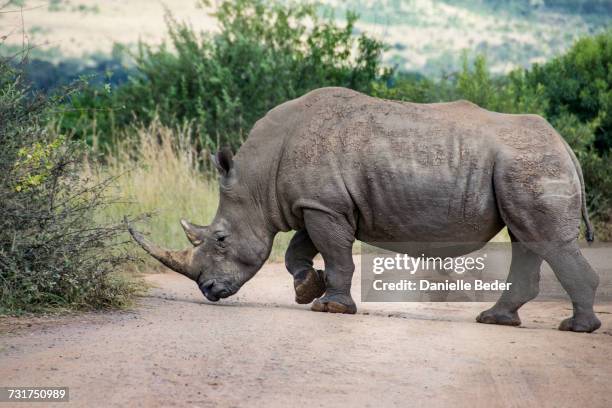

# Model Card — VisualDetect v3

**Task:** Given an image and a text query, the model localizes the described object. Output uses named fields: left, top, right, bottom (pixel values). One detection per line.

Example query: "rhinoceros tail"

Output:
left=561, top=138, right=594, bottom=243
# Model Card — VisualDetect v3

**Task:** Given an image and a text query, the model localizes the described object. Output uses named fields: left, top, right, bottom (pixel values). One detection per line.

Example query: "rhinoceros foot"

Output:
left=311, top=294, right=356, bottom=314
left=558, top=314, right=601, bottom=333
left=476, top=308, right=521, bottom=327
left=294, top=269, right=326, bottom=304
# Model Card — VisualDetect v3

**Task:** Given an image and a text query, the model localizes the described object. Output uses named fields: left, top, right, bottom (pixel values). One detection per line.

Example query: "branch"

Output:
left=0, top=4, right=46, bottom=14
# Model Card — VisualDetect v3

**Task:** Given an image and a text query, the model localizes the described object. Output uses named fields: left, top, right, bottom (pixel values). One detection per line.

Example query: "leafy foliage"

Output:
left=60, top=0, right=389, bottom=151
left=526, top=32, right=612, bottom=153
left=524, top=32, right=612, bottom=223
left=374, top=54, right=549, bottom=115
left=0, top=58, right=138, bottom=313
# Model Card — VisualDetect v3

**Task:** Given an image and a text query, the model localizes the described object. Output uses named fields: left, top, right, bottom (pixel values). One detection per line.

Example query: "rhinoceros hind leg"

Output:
left=493, top=162, right=599, bottom=332
left=477, top=234, right=542, bottom=328
left=558, top=315, right=601, bottom=333
left=542, top=242, right=601, bottom=333
left=303, top=209, right=357, bottom=315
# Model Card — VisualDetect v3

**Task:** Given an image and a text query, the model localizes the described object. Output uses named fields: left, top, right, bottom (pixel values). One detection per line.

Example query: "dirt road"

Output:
left=1, top=258, right=612, bottom=407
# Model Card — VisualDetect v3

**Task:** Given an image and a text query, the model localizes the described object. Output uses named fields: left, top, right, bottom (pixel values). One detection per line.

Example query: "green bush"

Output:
left=524, top=32, right=612, bottom=221
left=61, top=0, right=389, bottom=151
left=0, top=58, right=139, bottom=313
left=374, top=55, right=549, bottom=115
left=526, top=32, right=612, bottom=153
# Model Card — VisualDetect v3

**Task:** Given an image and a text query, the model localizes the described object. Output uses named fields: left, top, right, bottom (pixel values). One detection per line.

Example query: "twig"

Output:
left=0, top=4, right=46, bottom=14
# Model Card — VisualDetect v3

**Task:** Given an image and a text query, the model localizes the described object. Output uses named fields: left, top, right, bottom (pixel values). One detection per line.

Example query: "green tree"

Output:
left=61, top=0, right=389, bottom=151
left=522, top=31, right=612, bottom=223
left=527, top=31, right=612, bottom=153
left=374, top=54, right=549, bottom=116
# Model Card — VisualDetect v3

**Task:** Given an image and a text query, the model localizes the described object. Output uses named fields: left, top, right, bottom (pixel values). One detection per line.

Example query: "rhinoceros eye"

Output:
left=214, top=233, right=228, bottom=249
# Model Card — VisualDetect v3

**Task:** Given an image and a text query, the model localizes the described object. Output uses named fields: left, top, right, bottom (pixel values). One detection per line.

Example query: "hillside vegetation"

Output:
left=0, top=0, right=609, bottom=78
left=320, top=0, right=610, bottom=74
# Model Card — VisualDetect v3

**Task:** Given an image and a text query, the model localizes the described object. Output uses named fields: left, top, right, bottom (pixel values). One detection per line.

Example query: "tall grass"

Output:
left=87, top=122, right=218, bottom=250
left=83, top=122, right=293, bottom=268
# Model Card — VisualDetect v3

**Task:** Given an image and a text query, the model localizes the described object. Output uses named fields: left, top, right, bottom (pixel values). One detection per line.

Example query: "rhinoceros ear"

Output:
left=211, top=147, right=234, bottom=177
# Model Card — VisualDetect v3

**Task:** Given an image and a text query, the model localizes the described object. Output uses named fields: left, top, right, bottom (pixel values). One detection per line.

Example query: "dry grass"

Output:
left=84, top=122, right=217, bottom=248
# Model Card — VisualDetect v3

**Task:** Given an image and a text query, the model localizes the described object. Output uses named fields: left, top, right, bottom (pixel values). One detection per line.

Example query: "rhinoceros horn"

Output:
left=126, top=218, right=199, bottom=281
left=180, top=219, right=207, bottom=246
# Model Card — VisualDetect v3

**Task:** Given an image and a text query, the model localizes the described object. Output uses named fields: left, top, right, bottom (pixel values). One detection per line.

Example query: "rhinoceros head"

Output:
left=128, top=148, right=273, bottom=302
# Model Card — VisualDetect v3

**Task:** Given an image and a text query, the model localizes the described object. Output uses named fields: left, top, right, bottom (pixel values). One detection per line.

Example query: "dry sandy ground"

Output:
left=1, top=258, right=612, bottom=408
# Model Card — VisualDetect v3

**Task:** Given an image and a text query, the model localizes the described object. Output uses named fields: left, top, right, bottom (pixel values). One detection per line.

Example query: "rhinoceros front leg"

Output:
left=285, top=229, right=326, bottom=304
left=303, top=209, right=357, bottom=314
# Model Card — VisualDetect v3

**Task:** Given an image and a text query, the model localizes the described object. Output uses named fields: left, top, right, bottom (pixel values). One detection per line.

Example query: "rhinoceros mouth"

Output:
left=199, top=279, right=234, bottom=302
left=199, top=280, right=219, bottom=301
left=203, top=293, right=220, bottom=302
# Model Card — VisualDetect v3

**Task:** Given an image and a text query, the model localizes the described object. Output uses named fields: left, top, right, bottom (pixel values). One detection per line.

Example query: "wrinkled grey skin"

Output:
left=129, top=87, right=600, bottom=333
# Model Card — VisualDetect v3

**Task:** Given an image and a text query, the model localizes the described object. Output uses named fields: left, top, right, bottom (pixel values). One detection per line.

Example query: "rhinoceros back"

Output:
left=249, top=87, right=578, bottom=244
